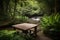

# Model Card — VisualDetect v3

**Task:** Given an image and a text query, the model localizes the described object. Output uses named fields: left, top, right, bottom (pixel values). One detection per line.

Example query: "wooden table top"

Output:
left=12, top=23, right=38, bottom=30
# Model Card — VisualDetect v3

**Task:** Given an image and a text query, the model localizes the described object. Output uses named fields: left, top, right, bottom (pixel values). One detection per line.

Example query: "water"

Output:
left=31, top=16, right=40, bottom=21
left=28, top=16, right=41, bottom=24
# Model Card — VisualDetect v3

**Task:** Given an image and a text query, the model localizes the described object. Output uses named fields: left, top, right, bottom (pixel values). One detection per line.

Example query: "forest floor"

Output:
left=35, top=31, right=52, bottom=40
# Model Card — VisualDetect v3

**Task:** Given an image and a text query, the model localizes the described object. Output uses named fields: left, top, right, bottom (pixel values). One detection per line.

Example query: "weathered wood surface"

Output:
left=12, top=23, right=38, bottom=30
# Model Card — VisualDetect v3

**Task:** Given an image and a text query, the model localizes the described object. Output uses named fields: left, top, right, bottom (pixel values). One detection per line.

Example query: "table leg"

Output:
left=34, top=26, right=37, bottom=37
left=13, top=27, right=16, bottom=30
left=28, top=30, right=31, bottom=35
left=22, top=30, right=29, bottom=40
left=22, top=30, right=28, bottom=34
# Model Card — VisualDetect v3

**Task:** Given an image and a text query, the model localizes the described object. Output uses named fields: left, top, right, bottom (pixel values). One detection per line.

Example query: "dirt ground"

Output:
left=35, top=31, right=52, bottom=40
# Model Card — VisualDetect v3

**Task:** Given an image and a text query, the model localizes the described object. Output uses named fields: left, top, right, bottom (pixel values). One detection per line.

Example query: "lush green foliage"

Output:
left=16, top=0, right=41, bottom=16
left=0, top=0, right=60, bottom=26
left=40, top=13, right=60, bottom=30
left=0, top=0, right=40, bottom=26
left=14, top=15, right=29, bottom=24
left=0, top=30, right=35, bottom=40
left=40, top=13, right=60, bottom=39
left=0, top=30, right=25, bottom=40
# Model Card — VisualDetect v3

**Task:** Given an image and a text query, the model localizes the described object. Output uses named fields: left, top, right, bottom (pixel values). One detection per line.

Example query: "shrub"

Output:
left=0, top=30, right=25, bottom=40
left=0, top=30, right=35, bottom=40
left=14, top=15, right=29, bottom=24
left=40, top=13, right=60, bottom=39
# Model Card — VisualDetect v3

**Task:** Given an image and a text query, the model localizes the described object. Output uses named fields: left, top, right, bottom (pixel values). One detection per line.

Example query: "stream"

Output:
left=28, top=16, right=42, bottom=24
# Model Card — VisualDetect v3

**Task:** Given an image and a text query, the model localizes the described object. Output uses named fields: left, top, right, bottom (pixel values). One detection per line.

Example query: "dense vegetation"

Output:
left=0, top=0, right=60, bottom=40
left=40, top=13, right=60, bottom=40
left=0, top=30, right=35, bottom=40
left=0, top=0, right=60, bottom=26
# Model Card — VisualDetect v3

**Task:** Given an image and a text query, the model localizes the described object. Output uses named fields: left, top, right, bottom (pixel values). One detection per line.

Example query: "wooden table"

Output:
left=12, top=23, right=38, bottom=37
